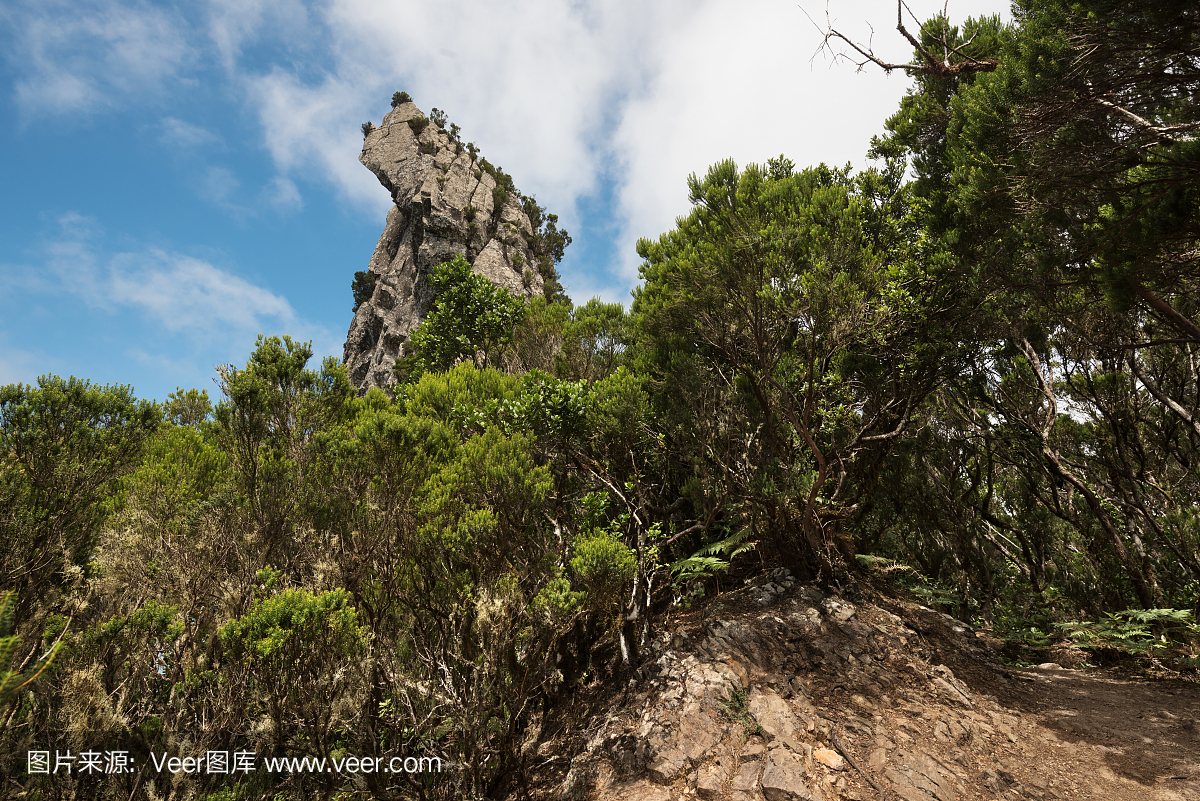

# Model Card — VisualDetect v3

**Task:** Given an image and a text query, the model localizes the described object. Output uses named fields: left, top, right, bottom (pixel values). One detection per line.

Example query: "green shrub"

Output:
left=430, top=108, right=447, bottom=128
left=721, top=685, right=762, bottom=736
left=404, top=255, right=526, bottom=374
left=361, top=121, right=375, bottom=137
left=351, top=270, right=377, bottom=312
left=407, top=117, right=429, bottom=135
left=570, top=528, right=636, bottom=620
left=220, top=587, right=364, bottom=667
left=1, top=591, right=61, bottom=705
left=419, top=140, right=436, bottom=155
left=391, top=91, right=412, bottom=107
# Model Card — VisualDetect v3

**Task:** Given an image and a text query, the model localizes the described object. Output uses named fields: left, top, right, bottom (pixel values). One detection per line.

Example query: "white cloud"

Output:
left=207, top=0, right=311, bottom=70
left=3, top=0, right=194, bottom=118
left=262, top=176, right=304, bottom=215
left=198, top=165, right=241, bottom=206
left=192, top=165, right=305, bottom=218
left=225, top=0, right=1008, bottom=303
left=2, top=0, right=1010, bottom=309
left=608, top=0, right=908, bottom=285
left=320, top=0, right=681, bottom=206
left=0, top=212, right=344, bottom=394
left=36, top=212, right=319, bottom=343
left=161, top=117, right=220, bottom=148
left=245, top=68, right=387, bottom=212
left=108, top=250, right=298, bottom=335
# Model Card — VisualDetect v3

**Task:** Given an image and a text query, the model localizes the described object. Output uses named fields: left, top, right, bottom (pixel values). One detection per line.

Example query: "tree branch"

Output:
left=807, top=0, right=997, bottom=78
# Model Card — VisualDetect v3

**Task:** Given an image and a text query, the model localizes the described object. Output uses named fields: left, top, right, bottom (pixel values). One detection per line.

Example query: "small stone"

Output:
left=885, top=749, right=959, bottom=801
left=733, top=761, right=762, bottom=792
left=615, top=780, right=674, bottom=801
left=822, top=597, right=857, bottom=622
left=850, top=693, right=875, bottom=712
left=762, top=751, right=819, bottom=801
left=678, top=711, right=721, bottom=764
left=813, top=747, right=845, bottom=771
left=648, top=748, right=689, bottom=784
left=697, top=766, right=725, bottom=800
left=748, top=691, right=801, bottom=742
left=725, top=658, right=750, bottom=689
left=742, top=741, right=766, bottom=758
left=931, top=677, right=973, bottom=709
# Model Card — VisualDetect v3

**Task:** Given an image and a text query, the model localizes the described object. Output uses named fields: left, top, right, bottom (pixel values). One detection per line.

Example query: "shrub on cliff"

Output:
left=351, top=270, right=377, bottom=313
left=401, top=255, right=525, bottom=377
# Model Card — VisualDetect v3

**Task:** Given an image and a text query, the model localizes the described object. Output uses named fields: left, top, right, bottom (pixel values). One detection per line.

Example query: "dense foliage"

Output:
left=3, top=1, right=1198, bottom=798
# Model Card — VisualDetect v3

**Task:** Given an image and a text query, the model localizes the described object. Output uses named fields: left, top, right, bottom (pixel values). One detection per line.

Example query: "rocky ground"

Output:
left=519, top=570, right=1200, bottom=801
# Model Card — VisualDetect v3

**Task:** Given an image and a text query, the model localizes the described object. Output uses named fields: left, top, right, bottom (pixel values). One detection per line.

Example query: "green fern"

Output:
left=1055, top=608, right=1198, bottom=654
left=669, top=527, right=756, bottom=585
left=855, top=553, right=917, bottom=575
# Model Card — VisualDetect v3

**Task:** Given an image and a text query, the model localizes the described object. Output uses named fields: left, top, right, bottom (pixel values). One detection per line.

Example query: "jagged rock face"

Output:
left=344, top=102, right=542, bottom=391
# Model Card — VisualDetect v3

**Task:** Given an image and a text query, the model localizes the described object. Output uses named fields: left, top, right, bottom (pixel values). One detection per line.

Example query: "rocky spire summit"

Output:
left=344, top=98, right=566, bottom=391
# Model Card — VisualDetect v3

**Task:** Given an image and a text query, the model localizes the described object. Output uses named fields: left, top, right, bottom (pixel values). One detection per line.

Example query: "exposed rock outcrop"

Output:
left=523, top=573, right=1200, bottom=801
left=344, top=102, right=545, bottom=391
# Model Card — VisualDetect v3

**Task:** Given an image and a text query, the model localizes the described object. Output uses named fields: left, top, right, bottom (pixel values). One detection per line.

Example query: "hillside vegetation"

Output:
left=2, top=0, right=1198, bottom=798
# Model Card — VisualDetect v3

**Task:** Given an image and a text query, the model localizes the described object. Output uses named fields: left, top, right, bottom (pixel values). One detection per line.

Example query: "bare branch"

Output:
left=806, top=0, right=997, bottom=78
left=1092, top=95, right=1200, bottom=144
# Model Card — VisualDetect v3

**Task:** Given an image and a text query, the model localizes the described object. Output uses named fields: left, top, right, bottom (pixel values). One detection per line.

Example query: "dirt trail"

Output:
left=989, top=665, right=1200, bottom=800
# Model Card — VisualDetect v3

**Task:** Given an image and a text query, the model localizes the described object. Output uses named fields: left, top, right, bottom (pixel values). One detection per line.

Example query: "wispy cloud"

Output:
left=245, top=68, right=388, bottom=212
left=32, top=212, right=320, bottom=344
left=261, top=176, right=303, bottom=215
left=3, top=0, right=194, bottom=118
left=193, top=166, right=304, bottom=218
left=206, top=0, right=311, bottom=71
left=107, top=250, right=298, bottom=335
left=198, top=165, right=242, bottom=207
left=1, top=212, right=342, bottom=395
left=160, top=116, right=220, bottom=148
left=0, top=333, right=39, bottom=386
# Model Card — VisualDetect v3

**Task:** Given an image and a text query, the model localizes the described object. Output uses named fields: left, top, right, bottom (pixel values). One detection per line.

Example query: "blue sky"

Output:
left=0, top=0, right=1009, bottom=401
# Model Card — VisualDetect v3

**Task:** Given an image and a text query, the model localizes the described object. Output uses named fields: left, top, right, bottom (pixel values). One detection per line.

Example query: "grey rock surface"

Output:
left=344, top=102, right=543, bottom=392
left=761, top=749, right=821, bottom=801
